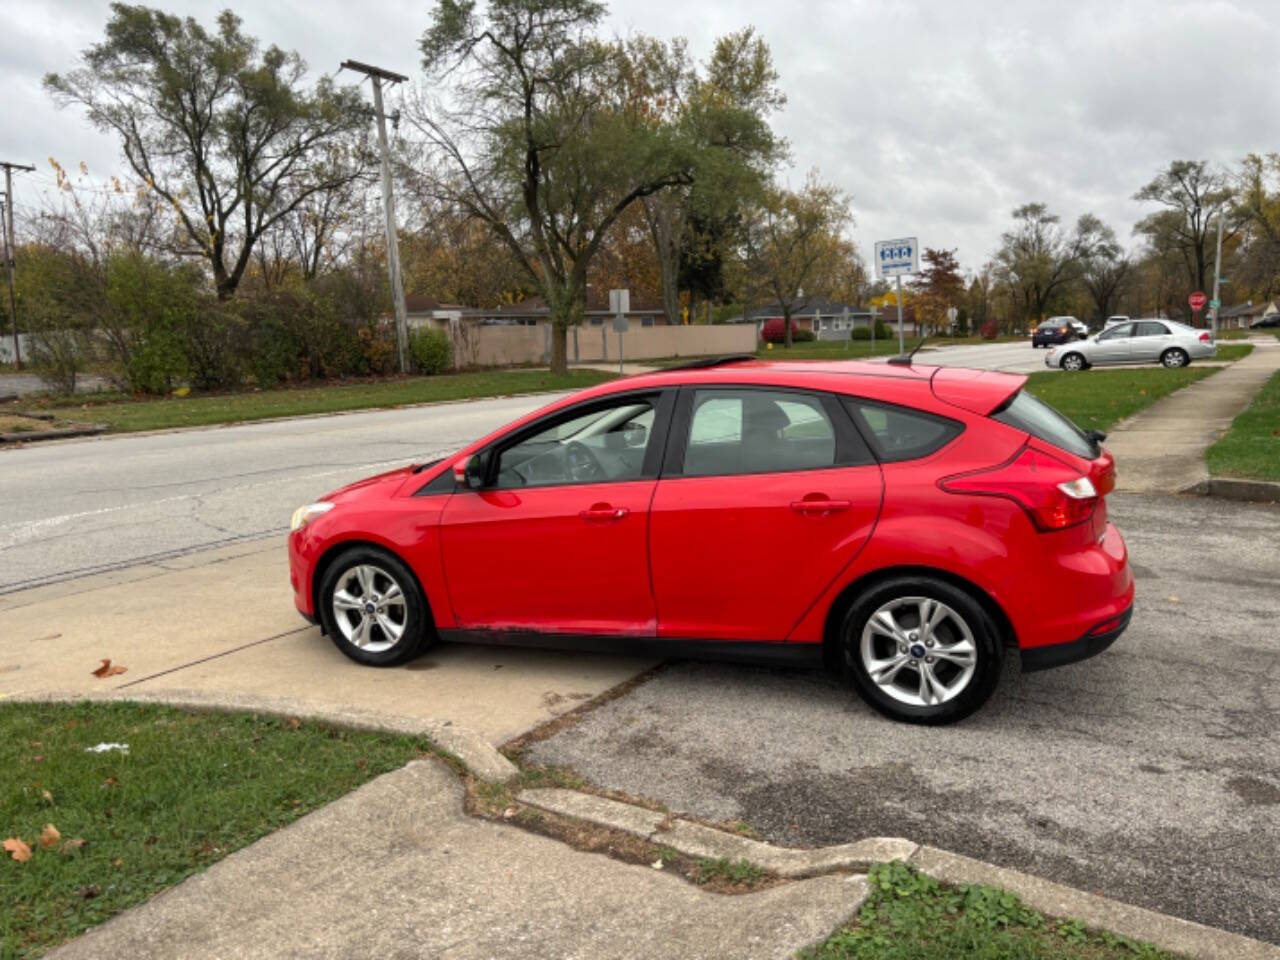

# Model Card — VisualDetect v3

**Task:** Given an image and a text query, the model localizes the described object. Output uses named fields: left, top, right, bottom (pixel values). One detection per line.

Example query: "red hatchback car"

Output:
left=288, top=356, right=1133, bottom=724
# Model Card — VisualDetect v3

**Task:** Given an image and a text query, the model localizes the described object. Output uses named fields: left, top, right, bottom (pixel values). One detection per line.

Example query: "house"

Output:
left=738, top=299, right=922, bottom=338
left=1218, top=300, right=1279, bottom=330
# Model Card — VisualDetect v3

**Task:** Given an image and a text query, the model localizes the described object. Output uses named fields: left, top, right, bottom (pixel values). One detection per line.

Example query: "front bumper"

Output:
left=1020, top=604, right=1132, bottom=672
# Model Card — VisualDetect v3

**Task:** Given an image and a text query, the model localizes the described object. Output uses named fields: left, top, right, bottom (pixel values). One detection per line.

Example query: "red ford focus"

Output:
left=287, top=356, right=1133, bottom=724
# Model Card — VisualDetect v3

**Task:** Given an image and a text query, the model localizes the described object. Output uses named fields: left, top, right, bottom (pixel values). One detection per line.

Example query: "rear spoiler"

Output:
left=930, top=367, right=1027, bottom=415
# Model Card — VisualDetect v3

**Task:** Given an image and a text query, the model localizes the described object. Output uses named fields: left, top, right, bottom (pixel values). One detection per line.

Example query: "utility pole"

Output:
left=340, top=61, right=409, bottom=374
left=1, top=161, right=35, bottom=369
left=1210, top=209, right=1225, bottom=338
left=895, top=274, right=906, bottom=353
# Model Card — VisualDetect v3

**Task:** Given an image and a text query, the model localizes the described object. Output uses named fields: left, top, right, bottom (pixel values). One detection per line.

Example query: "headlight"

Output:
left=290, top=502, right=334, bottom=532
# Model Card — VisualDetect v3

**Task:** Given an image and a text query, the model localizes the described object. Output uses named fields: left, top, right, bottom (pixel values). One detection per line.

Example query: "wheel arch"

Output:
left=311, top=538, right=435, bottom=636
left=820, top=564, right=1017, bottom=672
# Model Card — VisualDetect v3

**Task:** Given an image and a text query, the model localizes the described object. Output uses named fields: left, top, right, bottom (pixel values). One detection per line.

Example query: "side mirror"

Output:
left=452, top=453, right=488, bottom=489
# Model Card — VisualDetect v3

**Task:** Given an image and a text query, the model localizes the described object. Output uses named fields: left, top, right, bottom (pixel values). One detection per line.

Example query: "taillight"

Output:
left=939, top=446, right=1099, bottom=531
left=1199, top=331, right=1211, bottom=343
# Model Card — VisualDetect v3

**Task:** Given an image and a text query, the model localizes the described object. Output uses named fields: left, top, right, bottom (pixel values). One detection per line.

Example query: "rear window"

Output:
left=992, top=390, right=1097, bottom=459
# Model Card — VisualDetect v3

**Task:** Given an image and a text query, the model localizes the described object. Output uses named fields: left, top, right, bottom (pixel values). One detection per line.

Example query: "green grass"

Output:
left=1206, top=369, right=1280, bottom=481
left=21, top=370, right=615, bottom=434
left=1023, top=367, right=1217, bottom=432
left=0, top=702, right=434, bottom=958
left=801, top=862, right=1172, bottom=960
left=1212, top=343, right=1254, bottom=361
left=694, top=856, right=768, bottom=886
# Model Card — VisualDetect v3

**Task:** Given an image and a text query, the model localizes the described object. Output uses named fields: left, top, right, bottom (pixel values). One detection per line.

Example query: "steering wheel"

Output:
left=564, top=441, right=607, bottom=483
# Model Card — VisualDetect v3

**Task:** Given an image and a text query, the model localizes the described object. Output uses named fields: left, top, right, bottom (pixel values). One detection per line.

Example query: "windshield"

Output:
left=992, top=390, right=1097, bottom=459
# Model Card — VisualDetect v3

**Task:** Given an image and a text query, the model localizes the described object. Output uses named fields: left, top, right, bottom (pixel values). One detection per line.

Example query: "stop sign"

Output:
left=1189, top=291, right=1207, bottom=311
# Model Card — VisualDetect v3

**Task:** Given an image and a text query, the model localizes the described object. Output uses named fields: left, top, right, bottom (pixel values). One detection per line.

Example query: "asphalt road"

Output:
left=909, top=340, right=1050, bottom=374
left=0, top=392, right=572, bottom=592
left=528, top=492, right=1280, bottom=945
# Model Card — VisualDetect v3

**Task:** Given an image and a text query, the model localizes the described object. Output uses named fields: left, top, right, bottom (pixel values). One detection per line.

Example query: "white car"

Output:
left=1104, top=315, right=1130, bottom=329
left=1045, top=319, right=1216, bottom=371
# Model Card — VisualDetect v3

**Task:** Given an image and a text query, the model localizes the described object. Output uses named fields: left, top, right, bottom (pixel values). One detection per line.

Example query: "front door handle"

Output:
left=790, top=498, right=851, bottom=515
left=579, top=503, right=629, bottom=523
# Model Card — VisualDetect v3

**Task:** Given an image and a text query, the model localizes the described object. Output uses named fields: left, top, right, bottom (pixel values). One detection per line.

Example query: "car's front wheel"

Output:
left=318, top=546, right=433, bottom=666
left=841, top=577, right=1003, bottom=725
left=1161, top=347, right=1189, bottom=368
left=1060, top=351, right=1086, bottom=371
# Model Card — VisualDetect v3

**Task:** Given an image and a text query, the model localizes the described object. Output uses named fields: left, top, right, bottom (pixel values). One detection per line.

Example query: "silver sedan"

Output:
left=1044, top=319, right=1216, bottom=371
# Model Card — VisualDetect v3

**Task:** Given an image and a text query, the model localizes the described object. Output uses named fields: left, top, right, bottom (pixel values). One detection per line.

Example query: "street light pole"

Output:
left=341, top=60, right=410, bottom=374
left=1210, top=210, right=1224, bottom=338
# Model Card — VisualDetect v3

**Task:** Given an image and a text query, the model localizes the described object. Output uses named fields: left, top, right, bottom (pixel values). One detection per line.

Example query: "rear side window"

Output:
left=844, top=400, right=962, bottom=462
left=684, top=389, right=836, bottom=476
left=1134, top=321, right=1169, bottom=337
left=992, top=390, right=1096, bottom=459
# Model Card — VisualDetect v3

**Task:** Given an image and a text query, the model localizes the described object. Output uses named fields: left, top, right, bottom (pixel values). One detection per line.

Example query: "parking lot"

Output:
left=527, top=492, right=1280, bottom=945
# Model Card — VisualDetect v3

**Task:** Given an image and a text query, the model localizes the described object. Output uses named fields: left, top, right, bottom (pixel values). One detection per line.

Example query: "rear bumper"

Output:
left=1020, top=604, right=1132, bottom=672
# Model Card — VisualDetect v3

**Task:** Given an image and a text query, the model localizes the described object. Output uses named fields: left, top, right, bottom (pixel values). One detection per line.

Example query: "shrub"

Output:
left=874, top=320, right=890, bottom=340
left=761, top=318, right=799, bottom=343
left=179, top=305, right=249, bottom=390
left=793, top=328, right=815, bottom=342
left=850, top=326, right=872, bottom=341
left=30, top=325, right=94, bottom=394
left=101, top=253, right=201, bottom=393
left=409, top=327, right=454, bottom=374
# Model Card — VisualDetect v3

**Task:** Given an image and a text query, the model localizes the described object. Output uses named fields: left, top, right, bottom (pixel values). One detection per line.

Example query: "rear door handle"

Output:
left=790, top=498, right=851, bottom=515
left=579, top=503, right=629, bottom=522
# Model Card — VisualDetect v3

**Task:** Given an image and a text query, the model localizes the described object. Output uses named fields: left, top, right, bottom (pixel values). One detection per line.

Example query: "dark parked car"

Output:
left=1250, top=316, right=1280, bottom=329
left=1032, top=320, right=1077, bottom=348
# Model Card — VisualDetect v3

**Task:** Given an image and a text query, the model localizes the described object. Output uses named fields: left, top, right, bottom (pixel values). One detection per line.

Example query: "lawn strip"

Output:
left=801, top=861, right=1175, bottom=960
left=1206, top=368, right=1280, bottom=481
left=1024, top=367, right=1217, bottom=432
left=15, top=369, right=615, bottom=434
left=0, top=702, right=434, bottom=958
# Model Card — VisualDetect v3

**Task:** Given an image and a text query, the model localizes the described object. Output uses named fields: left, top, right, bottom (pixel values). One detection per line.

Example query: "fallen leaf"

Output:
left=39, top=825, right=61, bottom=849
left=32, top=755, right=44, bottom=764
left=283, top=716, right=300, bottom=730
left=650, top=859, right=664, bottom=870
left=41, top=789, right=53, bottom=803
left=502, top=806, right=517, bottom=820
left=111, top=857, right=124, bottom=868
left=75, top=884, right=102, bottom=899
left=103, top=777, right=117, bottom=788
left=32, top=633, right=61, bottom=642
left=60, top=838, right=86, bottom=855
left=1167, top=594, right=1180, bottom=603
left=3, top=838, right=32, bottom=863
left=90, top=658, right=127, bottom=678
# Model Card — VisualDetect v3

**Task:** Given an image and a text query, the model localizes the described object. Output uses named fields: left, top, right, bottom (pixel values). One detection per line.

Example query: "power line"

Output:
left=1, top=161, right=35, bottom=368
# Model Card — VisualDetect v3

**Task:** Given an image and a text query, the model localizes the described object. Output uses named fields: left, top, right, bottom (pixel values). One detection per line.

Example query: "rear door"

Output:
left=1130, top=321, right=1172, bottom=362
left=648, top=387, right=883, bottom=642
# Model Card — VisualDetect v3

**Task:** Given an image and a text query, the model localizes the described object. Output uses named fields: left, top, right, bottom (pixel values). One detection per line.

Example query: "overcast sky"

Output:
left=4, top=0, right=1277, bottom=275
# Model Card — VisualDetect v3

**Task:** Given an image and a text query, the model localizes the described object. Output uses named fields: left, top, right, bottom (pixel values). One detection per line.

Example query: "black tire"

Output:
left=841, top=576, right=1004, bottom=725
left=1160, top=347, right=1189, bottom=368
left=317, top=546, right=433, bottom=666
left=1060, top=351, right=1087, bottom=371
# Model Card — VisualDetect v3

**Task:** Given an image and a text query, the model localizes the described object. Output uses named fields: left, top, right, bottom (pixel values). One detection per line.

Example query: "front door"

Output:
left=649, top=387, right=883, bottom=642
left=440, top=392, right=669, bottom=635
left=1092, top=322, right=1135, bottom=363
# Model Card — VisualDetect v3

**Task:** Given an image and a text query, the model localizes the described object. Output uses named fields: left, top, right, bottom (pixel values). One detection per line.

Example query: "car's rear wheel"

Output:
left=1060, top=352, right=1086, bottom=371
left=841, top=577, right=1003, bottom=725
left=318, top=546, right=433, bottom=666
left=1161, top=347, right=1189, bottom=368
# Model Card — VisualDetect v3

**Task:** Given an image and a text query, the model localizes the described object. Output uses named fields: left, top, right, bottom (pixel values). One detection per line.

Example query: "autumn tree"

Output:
left=45, top=6, right=373, bottom=300
left=1133, top=160, right=1233, bottom=299
left=408, top=0, right=713, bottom=373
left=912, top=248, right=964, bottom=334
left=740, top=175, right=854, bottom=347
left=1232, top=153, right=1280, bottom=300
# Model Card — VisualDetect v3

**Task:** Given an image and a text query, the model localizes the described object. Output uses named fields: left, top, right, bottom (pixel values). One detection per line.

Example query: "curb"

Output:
left=8, top=689, right=519, bottom=785
left=517, top=788, right=1280, bottom=960
left=0, top=423, right=106, bottom=444
left=1191, top=477, right=1280, bottom=503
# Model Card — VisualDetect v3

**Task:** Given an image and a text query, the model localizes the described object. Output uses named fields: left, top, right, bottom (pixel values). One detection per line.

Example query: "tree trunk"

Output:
left=783, top=305, right=793, bottom=348
left=550, top=322, right=569, bottom=375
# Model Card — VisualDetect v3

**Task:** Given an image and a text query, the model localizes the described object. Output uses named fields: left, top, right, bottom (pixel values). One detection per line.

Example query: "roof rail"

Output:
left=658, top=354, right=758, bottom=371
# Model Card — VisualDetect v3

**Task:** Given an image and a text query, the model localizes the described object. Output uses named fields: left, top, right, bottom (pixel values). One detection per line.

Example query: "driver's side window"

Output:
left=492, top=399, right=656, bottom=489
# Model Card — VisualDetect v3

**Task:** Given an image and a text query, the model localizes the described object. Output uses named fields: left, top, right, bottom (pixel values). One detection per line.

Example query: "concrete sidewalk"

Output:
left=48, top=759, right=867, bottom=960
left=1104, top=339, right=1280, bottom=493
left=0, top=536, right=653, bottom=745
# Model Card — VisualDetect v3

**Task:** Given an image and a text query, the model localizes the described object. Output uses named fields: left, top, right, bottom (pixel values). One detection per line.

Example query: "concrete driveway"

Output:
left=527, top=492, right=1280, bottom=945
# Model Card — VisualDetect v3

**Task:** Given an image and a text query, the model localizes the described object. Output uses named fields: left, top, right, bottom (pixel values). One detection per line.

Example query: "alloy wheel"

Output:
left=330, top=563, right=408, bottom=654
left=859, top=597, right=978, bottom=708
left=1062, top=353, right=1084, bottom=371
left=1162, top=349, right=1188, bottom=368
